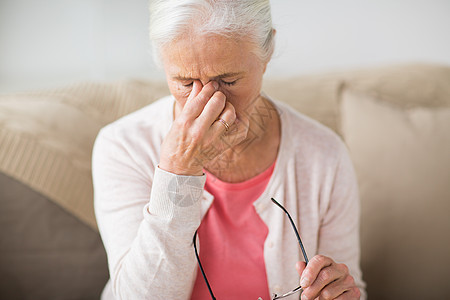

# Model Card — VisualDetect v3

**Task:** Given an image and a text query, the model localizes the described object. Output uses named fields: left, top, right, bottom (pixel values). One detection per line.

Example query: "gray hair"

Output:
left=149, top=0, right=275, bottom=64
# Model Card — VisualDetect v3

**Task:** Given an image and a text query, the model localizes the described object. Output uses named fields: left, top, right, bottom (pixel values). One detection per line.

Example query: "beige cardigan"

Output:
left=92, top=95, right=366, bottom=299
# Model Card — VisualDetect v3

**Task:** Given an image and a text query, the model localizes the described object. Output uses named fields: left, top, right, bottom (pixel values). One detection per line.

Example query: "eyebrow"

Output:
left=173, top=72, right=244, bottom=81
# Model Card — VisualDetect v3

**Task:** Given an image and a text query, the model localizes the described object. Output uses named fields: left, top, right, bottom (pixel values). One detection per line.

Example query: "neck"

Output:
left=205, top=96, right=280, bottom=183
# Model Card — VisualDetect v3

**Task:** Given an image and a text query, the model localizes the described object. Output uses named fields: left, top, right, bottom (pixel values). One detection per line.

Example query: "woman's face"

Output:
left=161, top=34, right=268, bottom=116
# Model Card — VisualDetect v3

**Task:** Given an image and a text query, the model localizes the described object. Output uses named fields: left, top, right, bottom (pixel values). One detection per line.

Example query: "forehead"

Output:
left=161, top=34, right=259, bottom=78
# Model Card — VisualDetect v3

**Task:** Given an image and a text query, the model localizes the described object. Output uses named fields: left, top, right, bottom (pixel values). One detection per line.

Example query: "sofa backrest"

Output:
left=263, top=63, right=450, bottom=133
left=1, top=63, right=449, bottom=299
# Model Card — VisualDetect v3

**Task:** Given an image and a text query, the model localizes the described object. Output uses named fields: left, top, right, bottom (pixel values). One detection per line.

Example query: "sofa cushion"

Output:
left=0, top=79, right=169, bottom=230
left=263, top=63, right=450, bottom=134
left=0, top=172, right=109, bottom=300
left=339, top=88, right=450, bottom=300
left=0, top=80, right=169, bottom=299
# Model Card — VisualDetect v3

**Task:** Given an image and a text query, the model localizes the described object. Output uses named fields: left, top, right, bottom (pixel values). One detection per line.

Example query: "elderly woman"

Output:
left=93, top=1, right=366, bottom=299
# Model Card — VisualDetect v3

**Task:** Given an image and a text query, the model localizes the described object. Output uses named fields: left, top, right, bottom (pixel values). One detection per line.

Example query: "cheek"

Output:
left=223, top=84, right=261, bottom=112
left=167, top=81, right=192, bottom=106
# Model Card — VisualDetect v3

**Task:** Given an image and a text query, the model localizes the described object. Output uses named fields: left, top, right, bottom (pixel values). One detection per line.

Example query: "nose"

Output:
left=198, top=79, right=213, bottom=87
left=196, top=79, right=219, bottom=90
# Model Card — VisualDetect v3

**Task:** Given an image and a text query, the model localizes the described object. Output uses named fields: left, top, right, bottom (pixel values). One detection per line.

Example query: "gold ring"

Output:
left=217, top=118, right=230, bottom=131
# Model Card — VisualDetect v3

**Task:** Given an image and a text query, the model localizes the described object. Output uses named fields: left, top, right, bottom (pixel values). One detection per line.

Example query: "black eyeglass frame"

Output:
left=192, top=197, right=309, bottom=300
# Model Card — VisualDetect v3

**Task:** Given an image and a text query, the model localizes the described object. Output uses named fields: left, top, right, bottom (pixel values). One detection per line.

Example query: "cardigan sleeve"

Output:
left=316, top=142, right=367, bottom=299
left=92, top=127, right=204, bottom=300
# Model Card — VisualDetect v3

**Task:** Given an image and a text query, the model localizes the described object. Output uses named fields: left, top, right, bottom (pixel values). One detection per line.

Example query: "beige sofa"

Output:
left=1, top=63, right=449, bottom=299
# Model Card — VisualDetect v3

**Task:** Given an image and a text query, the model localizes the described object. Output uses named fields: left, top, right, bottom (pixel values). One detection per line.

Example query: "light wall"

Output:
left=1, top=0, right=449, bottom=93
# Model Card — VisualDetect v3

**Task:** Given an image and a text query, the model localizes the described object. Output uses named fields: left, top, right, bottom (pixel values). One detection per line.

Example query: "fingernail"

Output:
left=212, top=81, right=219, bottom=90
left=300, top=277, right=310, bottom=287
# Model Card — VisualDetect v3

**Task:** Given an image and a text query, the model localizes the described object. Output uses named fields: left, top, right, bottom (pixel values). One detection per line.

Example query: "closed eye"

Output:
left=182, top=81, right=193, bottom=87
left=221, top=79, right=237, bottom=86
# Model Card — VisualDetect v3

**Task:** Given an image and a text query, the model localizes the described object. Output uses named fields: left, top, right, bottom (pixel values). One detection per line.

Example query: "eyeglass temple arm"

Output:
left=193, top=230, right=217, bottom=300
left=271, top=198, right=309, bottom=265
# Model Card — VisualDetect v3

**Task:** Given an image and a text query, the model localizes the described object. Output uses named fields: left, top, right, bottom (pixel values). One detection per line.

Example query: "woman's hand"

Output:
left=159, top=80, right=248, bottom=176
left=296, top=255, right=361, bottom=300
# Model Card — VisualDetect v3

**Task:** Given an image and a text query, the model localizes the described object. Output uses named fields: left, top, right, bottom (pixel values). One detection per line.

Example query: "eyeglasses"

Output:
left=192, top=197, right=309, bottom=300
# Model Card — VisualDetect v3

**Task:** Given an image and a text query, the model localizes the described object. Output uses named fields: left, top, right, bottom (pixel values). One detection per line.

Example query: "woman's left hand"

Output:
left=296, top=255, right=361, bottom=300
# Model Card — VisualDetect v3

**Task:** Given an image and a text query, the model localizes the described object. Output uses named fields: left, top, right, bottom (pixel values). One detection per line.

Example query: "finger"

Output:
left=224, top=109, right=248, bottom=136
left=300, top=255, right=333, bottom=288
left=209, top=100, right=236, bottom=135
left=187, top=80, right=202, bottom=102
left=296, top=261, right=307, bottom=277
left=197, top=91, right=227, bottom=131
left=183, top=81, right=219, bottom=118
left=315, top=274, right=359, bottom=300
left=216, top=112, right=249, bottom=150
left=302, top=264, right=349, bottom=300
left=334, top=285, right=361, bottom=300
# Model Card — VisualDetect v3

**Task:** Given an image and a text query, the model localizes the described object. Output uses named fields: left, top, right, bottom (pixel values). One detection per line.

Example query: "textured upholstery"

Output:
left=0, top=172, right=108, bottom=300
left=0, top=80, right=169, bottom=299
left=340, top=89, right=450, bottom=299
left=0, top=63, right=448, bottom=299
left=263, top=63, right=450, bottom=134
left=0, top=80, right=170, bottom=230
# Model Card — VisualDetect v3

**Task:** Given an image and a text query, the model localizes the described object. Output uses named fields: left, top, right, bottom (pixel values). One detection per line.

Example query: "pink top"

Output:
left=190, top=163, right=276, bottom=300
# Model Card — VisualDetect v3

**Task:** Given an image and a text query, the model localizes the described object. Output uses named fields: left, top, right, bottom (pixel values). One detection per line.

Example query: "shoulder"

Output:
left=92, top=96, right=173, bottom=176
left=96, top=95, right=173, bottom=145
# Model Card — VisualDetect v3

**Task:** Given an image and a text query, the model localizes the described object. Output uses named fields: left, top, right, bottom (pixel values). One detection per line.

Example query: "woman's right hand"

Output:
left=159, top=80, right=248, bottom=176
